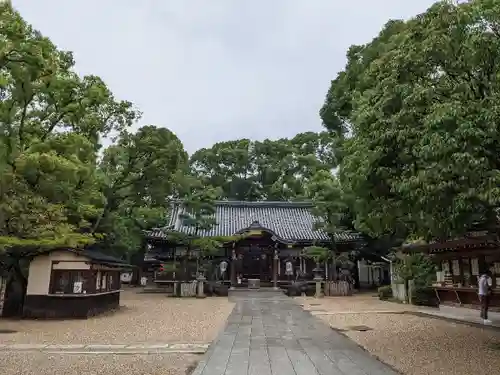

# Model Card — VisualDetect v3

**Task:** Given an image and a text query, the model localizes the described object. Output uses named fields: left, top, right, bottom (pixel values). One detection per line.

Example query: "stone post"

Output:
left=273, top=249, right=279, bottom=290
left=197, top=275, right=206, bottom=298
left=230, top=248, right=237, bottom=290
left=314, top=276, right=324, bottom=298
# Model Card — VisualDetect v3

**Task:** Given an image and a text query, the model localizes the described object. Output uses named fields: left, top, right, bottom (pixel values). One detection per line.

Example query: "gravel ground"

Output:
left=302, top=295, right=500, bottom=375
left=0, top=352, right=201, bottom=375
left=0, top=290, right=235, bottom=345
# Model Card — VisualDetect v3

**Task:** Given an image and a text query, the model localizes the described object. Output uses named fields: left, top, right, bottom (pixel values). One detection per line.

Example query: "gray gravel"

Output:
left=0, top=290, right=235, bottom=345
left=299, top=294, right=500, bottom=375
left=0, top=290, right=234, bottom=375
left=0, top=352, right=201, bottom=375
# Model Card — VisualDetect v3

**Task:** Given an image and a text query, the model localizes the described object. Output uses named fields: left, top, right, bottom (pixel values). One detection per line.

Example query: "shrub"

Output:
left=378, top=285, right=392, bottom=300
left=392, top=253, right=436, bottom=288
left=411, top=287, right=438, bottom=307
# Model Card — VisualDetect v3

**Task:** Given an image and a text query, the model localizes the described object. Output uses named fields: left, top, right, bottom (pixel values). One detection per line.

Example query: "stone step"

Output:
left=228, top=287, right=285, bottom=300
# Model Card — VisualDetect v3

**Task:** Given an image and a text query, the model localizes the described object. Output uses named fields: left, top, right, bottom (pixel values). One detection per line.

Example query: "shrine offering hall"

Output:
left=144, top=201, right=361, bottom=286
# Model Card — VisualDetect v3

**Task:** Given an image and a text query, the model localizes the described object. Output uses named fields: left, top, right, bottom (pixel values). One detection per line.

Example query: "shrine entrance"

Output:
left=230, top=220, right=285, bottom=287
left=238, top=245, right=272, bottom=281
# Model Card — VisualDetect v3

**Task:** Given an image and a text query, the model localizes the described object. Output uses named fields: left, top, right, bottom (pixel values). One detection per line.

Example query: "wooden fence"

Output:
left=180, top=281, right=197, bottom=297
left=324, top=281, right=352, bottom=296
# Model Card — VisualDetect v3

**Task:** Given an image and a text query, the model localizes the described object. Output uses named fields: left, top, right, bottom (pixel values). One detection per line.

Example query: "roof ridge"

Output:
left=170, top=200, right=314, bottom=208
left=151, top=199, right=362, bottom=243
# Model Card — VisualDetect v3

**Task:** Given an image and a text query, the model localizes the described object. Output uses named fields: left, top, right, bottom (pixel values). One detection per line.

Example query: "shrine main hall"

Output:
left=144, top=200, right=362, bottom=286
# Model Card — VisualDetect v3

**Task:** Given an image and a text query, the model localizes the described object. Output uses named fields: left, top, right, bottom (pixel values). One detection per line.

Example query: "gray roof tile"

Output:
left=147, top=201, right=361, bottom=244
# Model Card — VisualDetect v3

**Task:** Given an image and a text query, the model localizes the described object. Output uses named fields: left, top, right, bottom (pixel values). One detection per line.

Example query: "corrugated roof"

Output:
left=147, top=200, right=361, bottom=243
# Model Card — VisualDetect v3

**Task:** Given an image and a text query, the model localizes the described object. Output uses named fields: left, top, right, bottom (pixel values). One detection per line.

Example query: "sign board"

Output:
left=73, top=281, right=83, bottom=294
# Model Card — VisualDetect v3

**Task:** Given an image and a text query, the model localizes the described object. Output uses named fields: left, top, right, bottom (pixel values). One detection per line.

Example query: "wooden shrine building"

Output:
left=22, top=249, right=131, bottom=319
left=143, top=201, right=362, bottom=287
left=402, top=230, right=500, bottom=315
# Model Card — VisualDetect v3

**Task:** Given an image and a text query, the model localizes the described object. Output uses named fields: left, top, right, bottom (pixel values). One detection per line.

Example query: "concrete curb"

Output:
left=0, top=343, right=210, bottom=354
left=310, top=310, right=409, bottom=315
left=407, top=311, right=500, bottom=331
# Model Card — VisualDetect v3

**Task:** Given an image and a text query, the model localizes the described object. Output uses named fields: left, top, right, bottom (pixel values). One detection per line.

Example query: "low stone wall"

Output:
left=324, top=281, right=352, bottom=296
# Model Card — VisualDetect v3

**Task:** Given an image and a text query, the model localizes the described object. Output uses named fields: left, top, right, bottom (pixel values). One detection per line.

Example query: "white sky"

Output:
left=12, top=0, right=437, bottom=153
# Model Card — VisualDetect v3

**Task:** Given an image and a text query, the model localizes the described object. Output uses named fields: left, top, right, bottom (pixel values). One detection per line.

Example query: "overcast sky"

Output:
left=12, top=0, right=436, bottom=153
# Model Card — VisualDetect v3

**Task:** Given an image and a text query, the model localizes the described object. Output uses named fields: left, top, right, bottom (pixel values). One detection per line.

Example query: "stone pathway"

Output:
left=0, top=343, right=209, bottom=354
left=193, top=290, right=399, bottom=375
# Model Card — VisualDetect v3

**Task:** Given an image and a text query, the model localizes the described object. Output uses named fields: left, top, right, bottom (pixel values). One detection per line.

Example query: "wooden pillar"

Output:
left=230, top=248, right=237, bottom=290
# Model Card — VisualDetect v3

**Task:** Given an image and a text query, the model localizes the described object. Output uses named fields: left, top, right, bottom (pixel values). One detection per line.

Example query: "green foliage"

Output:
left=411, top=287, right=438, bottom=307
left=92, top=126, right=188, bottom=258
left=189, top=132, right=339, bottom=200
left=192, top=237, right=222, bottom=256
left=305, top=170, right=351, bottom=246
left=378, top=285, right=392, bottom=301
left=177, top=176, right=219, bottom=235
left=0, top=2, right=131, bottom=252
left=393, top=253, right=436, bottom=288
left=321, top=0, right=500, bottom=240
left=303, top=245, right=330, bottom=264
left=159, top=263, right=178, bottom=274
left=0, top=3, right=188, bottom=265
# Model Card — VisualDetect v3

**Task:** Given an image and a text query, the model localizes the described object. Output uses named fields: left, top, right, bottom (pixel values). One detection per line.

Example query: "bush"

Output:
left=378, top=285, right=392, bottom=300
left=213, top=283, right=229, bottom=297
left=411, top=287, right=438, bottom=307
left=203, top=281, right=228, bottom=297
left=286, top=281, right=314, bottom=297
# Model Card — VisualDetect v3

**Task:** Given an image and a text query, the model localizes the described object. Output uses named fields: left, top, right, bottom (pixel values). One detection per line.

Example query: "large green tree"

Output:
left=190, top=131, right=339, bottom=201
left=305, top=170, right=349, bottom=245
left=0, top=2, right=137, bottom=254
left=91, top=125, right=189, bottom=258
left=320, top=0, right=500, bottom=241
left=0, top=2, right=142, bottom=296
left=0, top=2, right=190, bottom=296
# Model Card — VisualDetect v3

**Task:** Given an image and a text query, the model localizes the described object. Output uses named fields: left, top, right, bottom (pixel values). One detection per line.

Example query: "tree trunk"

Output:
left=3, top=257, right=28, bottom=317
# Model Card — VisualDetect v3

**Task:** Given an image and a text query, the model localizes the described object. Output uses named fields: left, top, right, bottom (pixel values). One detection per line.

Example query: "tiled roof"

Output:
left=28, top=248, right=133, bottom=268
left=147, top=201, right=361, bottom=244
left=77, top=250, right=131, bottom=267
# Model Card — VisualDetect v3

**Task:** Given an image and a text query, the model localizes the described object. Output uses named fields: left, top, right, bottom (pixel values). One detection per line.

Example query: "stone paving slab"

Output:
left=193, top=290, right=399, bottom=375
left=0, top=342, right=209, bottom=354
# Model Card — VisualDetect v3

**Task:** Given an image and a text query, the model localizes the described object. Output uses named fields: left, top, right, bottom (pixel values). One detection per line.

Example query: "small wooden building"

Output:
left=144, top=201, right=362, bottom=287
left=23, top=249, right=131, bottom=319
left=402, top=230, right=500, bottom=314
